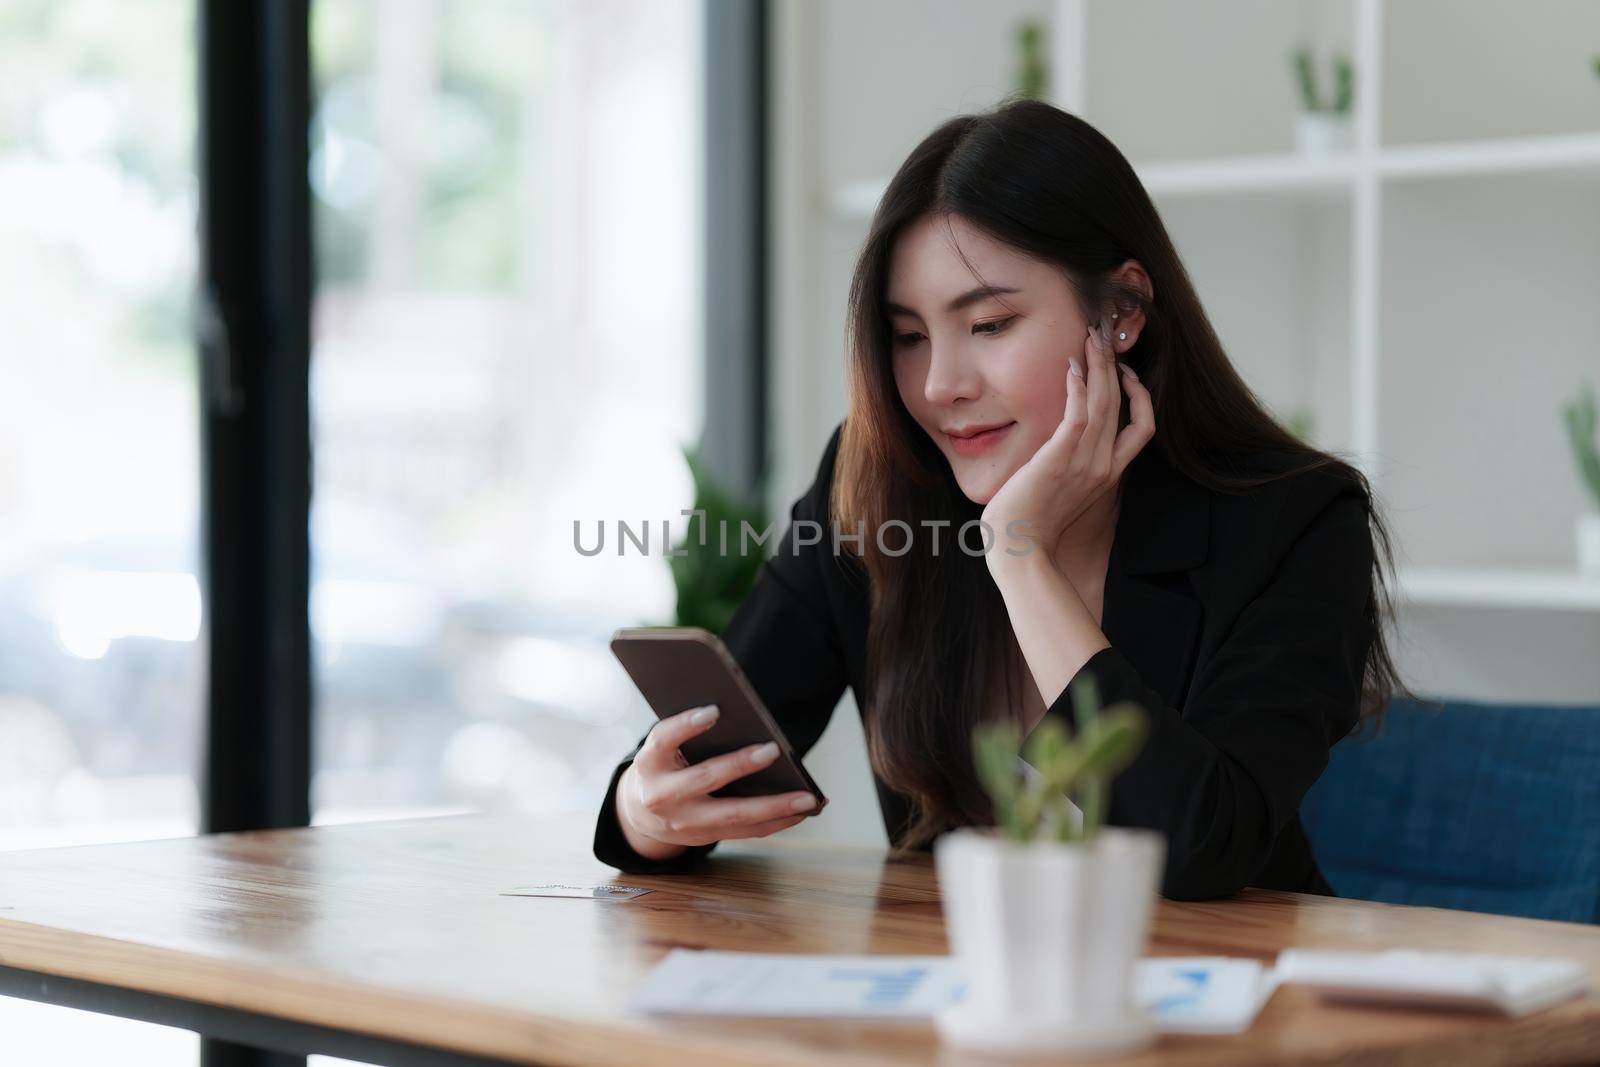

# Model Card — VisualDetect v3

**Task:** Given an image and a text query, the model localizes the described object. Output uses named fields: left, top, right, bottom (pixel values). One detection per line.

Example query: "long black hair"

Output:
left=831, top=96, right=1423, bottom=850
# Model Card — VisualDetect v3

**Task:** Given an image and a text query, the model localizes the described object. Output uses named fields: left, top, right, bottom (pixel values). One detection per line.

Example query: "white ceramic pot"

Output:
left=933, top=825, right=1166, bottom=1057
left=1296, top=111, right=1353, bottom=155
left=1578, top=513, right=1600, bottom=578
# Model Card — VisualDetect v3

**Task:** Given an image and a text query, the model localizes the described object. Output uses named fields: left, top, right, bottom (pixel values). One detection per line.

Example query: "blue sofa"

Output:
left=1300, top=695, right=1600, bottom=923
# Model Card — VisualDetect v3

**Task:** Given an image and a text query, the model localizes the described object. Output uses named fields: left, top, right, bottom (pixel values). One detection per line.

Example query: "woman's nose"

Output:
left=923, top=341, right=980, bottom=405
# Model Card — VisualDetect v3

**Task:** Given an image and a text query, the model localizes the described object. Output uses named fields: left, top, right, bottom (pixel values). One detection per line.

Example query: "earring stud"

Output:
left=1118, top=331, right=1127, bottom=341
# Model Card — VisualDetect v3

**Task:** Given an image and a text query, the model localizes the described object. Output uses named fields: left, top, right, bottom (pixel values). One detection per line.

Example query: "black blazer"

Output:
left=593, top=420, right=1376, bottom=900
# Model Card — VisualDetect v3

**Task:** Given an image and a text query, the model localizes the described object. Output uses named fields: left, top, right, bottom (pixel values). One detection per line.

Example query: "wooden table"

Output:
left=0, top=814, right=1597, bottom=1066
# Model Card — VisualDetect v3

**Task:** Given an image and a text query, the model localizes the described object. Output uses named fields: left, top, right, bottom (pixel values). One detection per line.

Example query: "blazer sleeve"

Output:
left=592, top=423, right=853, bottom=874
left=1037, top=477, right=1376, bottom=901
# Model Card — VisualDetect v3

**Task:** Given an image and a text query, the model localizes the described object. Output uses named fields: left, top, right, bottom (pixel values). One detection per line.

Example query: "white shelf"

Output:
left=1377, top=131, right=1600, bottom=183
left=1396, top=567, right=1600, bottom=612
left=828, top=131, right=1600, bottom=219
left=1136, top=152, right=1357, bottom=199
left=827, top=157, right=1354, bottom=218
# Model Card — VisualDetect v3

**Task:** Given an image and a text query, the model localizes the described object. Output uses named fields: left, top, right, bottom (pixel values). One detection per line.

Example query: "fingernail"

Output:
left=690, top=705, right=718, bottom=725
left=1069, top=359, right=1085, bottom=379
left=790, top=794, right=817, bottom=812
left=1121, top=363, right=1138, bottom=379
left=751, top=741, right=779, bottom=764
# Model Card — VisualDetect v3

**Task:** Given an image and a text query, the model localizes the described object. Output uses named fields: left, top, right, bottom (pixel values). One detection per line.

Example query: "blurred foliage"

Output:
left=668, top=442, right=770, bottom=635
left=1563, top=379, right=1600, bottom=510
left=311, top=0, right=554, bottom=291
left=0, top=0, right=195, bottom=378
left=972, top=672, right=1149, bottom=844
left=1013, top=20, right=1047, bottom=101
left=1284, top=406, right=1315, bottom=444
left=1292, top=46, right=1354, bottom=113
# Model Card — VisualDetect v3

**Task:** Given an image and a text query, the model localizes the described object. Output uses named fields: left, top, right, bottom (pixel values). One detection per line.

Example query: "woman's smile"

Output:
left=946, top=420, right=1016, bottom=456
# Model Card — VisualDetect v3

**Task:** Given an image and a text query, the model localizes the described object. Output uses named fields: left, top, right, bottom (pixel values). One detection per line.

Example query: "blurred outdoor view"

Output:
left=0, top=0, right=202, bottom=853
left=306, top=0, right=705, bottom=825
left=0, top=1, right=202, bottom=1060
left=0, top=0, right=705, bottom=844
left=1, top=0, right=704, bottom=1060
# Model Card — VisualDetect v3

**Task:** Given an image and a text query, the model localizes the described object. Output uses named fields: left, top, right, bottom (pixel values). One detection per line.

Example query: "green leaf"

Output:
left=1022, top=715, right=1069, bottom=773
left=1292, top=46, right=1318, bottom=111
left=1014, top=784, right=1046, bottom=841
left=973, top=723, right=1022, bottom=798
left=1076, top=704, right=1150, bottom=779
left=1046, top=796, right=1080, bottom=844
left=1332, top=55, right=1354, bottom=113
left=1562, top=379, right=1600, bottom=509
left=971, top=677, right=1150, bottom=841
left=1069, top=673, right=1101, bottom=735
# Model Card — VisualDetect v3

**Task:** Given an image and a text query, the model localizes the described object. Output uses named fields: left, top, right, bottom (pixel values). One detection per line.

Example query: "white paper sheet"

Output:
left=627, top=950, right=1272, bottom=1034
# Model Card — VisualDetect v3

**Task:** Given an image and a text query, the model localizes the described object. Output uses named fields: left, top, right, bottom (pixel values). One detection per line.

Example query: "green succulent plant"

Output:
left=971, top=673, right=1149, bottom=844
left=1293, top=46, right=1353, bottom=114
left=1562, top=379, right=1600, bottom=510
left=665, top=442, right=769, bottom=634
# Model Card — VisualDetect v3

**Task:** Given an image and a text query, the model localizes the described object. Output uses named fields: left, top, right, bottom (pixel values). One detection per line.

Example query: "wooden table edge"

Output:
left=0, top=914, right=899, bottom=1067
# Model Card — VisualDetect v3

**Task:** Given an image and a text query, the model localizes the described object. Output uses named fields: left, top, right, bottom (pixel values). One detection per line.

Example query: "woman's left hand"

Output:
left=980, top=316, right=1155, bottom=570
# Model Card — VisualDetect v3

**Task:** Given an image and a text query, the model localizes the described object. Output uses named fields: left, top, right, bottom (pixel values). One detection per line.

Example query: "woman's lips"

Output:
left=946, top=422, right=1015, bottom=456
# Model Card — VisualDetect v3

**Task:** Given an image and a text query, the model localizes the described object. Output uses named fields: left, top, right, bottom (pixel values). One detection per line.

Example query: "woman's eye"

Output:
left=973, top=316, right=1016, bottom=337
left=893, top=331, right=924, bottom=347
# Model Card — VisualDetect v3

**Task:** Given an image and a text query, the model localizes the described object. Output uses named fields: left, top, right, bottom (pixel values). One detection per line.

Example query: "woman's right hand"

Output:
left=614, top=703, right=819, bottom=861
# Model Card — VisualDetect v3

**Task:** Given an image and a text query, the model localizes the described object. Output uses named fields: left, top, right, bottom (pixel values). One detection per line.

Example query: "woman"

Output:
left=593, top=98, right=1419, bottom=900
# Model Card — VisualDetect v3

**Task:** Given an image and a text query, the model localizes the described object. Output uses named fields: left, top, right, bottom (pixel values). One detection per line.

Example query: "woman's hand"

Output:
left=615, top=703, right=819, bottom=860
left=980, top=316, right=1154, bottom=569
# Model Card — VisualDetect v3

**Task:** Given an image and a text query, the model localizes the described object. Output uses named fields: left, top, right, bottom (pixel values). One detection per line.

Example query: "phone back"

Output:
left=609, top=627, right=825, bottom=805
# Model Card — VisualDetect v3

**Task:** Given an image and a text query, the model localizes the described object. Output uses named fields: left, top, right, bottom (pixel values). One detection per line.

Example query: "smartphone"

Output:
left=609, top=626, right=827, bottom=812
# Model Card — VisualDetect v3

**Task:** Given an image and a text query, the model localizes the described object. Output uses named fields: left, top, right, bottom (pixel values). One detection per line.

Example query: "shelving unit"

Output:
left=1397, top=567, right=1600, bottom=612
left=826, top=0, right=1600, bottom=613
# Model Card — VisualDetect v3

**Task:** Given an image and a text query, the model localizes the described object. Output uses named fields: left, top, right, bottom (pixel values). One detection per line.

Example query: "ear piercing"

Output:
left=1118, top=331, right=1127, bottom=341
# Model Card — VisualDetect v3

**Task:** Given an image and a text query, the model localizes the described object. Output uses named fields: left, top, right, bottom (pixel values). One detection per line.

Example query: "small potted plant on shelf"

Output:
left=933, top=673, right=1162, bottom=1056
left=1562, top=379, right=1600, bottom=577
left=1291, top=45, right=1354, bottom=154
left=1012, top=19, right=1048, bottom=101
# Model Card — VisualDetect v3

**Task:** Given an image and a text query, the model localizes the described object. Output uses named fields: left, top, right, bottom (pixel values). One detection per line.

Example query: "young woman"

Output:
left=594, top=98, right=1419, bottom=900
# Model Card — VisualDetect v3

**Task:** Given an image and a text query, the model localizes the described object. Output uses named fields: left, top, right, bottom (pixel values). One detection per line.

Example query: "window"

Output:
left=308, top=0, right=707, bottom=824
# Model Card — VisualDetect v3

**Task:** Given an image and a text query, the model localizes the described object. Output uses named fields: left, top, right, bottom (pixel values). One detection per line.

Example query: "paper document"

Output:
left=629, top=952, right=965, bottom=1018
left=628, top=950, right=1272, bottom=1033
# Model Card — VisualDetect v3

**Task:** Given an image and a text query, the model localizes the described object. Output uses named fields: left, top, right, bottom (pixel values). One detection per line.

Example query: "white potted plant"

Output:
left=934, top=674, right=1163, bottom=1056
left=1292, top=46, right=1354, bottom=154
left=1562, top=379, right=1600, bottom=577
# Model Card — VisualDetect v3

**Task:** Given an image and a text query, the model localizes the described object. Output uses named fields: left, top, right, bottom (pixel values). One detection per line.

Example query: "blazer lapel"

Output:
left=1100, top=446, right=1210, bottom=712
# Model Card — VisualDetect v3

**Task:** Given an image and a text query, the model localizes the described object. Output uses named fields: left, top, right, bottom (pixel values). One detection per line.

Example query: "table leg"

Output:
left=202, top=1037, right=304, bottom=1067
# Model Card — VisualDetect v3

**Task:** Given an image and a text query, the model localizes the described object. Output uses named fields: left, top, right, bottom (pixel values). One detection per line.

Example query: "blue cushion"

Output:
left=1301, top=696, right=1600, bottom=923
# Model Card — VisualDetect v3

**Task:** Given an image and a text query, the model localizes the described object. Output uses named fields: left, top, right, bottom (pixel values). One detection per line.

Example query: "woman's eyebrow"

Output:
left=885, top=284, right=1021, bottom=317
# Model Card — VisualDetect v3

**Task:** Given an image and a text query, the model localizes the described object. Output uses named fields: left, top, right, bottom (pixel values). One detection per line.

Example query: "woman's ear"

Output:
left=1108, top=259, right=1154, bottom=353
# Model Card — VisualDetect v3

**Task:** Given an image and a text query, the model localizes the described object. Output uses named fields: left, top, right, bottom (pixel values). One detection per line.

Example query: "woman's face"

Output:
left=887, top=213, right=1091, bottom=506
